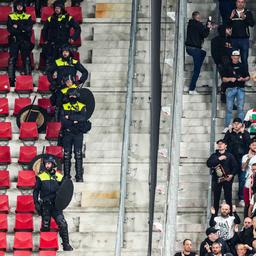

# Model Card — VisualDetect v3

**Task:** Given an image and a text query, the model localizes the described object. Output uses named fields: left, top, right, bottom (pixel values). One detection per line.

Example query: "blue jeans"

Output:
left=186, top=46, right=206, bottom=91
left=231, top=38, right=249, bottom=67
left=219, top=0, right=236, bottom=25
left=225, top=87, right=245, bottom=127
left=238, top=168, right=246, bottom=200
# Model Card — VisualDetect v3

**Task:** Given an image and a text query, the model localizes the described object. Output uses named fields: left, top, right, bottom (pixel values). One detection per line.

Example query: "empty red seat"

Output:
left=17, top=170, right=35, bottom=189
left=39, top=232, right=58, bottom=250
left=0, top=29, right=9, bottom=47
left=16, top=53, right=35, bottom=70
left=0, top=6, right=11, bottom=24
left=26, top=7, right=36, bottom=23
left=15, top=195, right=35, bottom=213
left=38, top=98, right=52, bottom=110
left=0, top=99, right=9, bottom=117
left=15, top=76, right=33, bottom=94
left=0, top=122, right=11, bottom=141
left=0, top=170, right=10, bottom=189
left=13, top=98, right=32, bottom=116
left=18, top=146, right=37, bottom=165
left=0, top=232, right=6, bottom=251
left=13, top=232, right=33, bottom=250
left=0, top=214, right=7, bottom=232
left=14, top=214, right=33, bottom=232
left=46, top=146, right=63, bottom=159
left=19, top=122, right=38, bottom=141
left=0, top=195, right=9, bottom=213
left=0, top=146, right=11, bottom=165
left=45, top=122, right=61, bottom=141
left=37, top=75, right=50, bottom=94
left=14, top=251, right=32, bottom=256
left=0, top=75, right=10, bottom=94
left=41, top=7, right=54, bottom=22
left=0, top=52, right=9, bottom=70
left=38, top=251, right=56, bottom=256
left=66, top=7, right=82, bottom=23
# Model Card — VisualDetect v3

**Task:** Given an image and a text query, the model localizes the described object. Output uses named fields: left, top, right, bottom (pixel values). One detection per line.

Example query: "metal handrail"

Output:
left=163, top=0, right=186, bottom=255
left=114, top=0, right=139, bottom=255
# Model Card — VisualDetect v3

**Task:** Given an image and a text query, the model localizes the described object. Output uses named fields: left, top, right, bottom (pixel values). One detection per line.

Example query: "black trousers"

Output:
left=213, top=179, right=233, bottom=214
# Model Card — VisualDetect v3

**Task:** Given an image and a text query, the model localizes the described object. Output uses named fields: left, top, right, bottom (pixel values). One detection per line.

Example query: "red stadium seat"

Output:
left=41, top=7, right=54, bottom=22
left=46, top=146, right=63, bottom=159
left=17, top=170, right=35, bottom=189
left=13, top=98, right=32, bottom=116
left=0, top=6, right=11, bottom=24
left=26, top=7, right=36, bottom=23
left=14, top=214, right=33, bottom=232
left=39, top=232, right=58, bottom=250
left=39, top=251, right=56, bottom=256
left=0, top=29, right=9, bottom=47
left=66, top=7, right=82, bottom=23
left=15, top=195, right=35, bottom=213
left=0, top=195, right=9, bottom=213
left=0, top=146, right=11, bottom=165
left=13, top=232, right=33, bottom=250
left=17, top=53, right=35, bottom=70
left=45, top=122, right=61, bottom=141
left=40, top=218, right=58, bottom=232
left=0, top=232, right=7, bottom=251
left=37, top=75, right=50, bottom=94
left=15, top=76, right=33, bottom=94
left=14, top=251, right=32, bottom=256
left=0, top=98, right=9, bottom=117
left=18, top=146, right=37, bottom=165
left=70, top=27, right=81, bottom=47
left=19, top=122, right=38, bottom=141
left=0, top=52, right=9, bottom=70
left=0, top=122, right=12, bottom=141
left=0, top=252, right=4, bottom=256
left=38, top=98, right=52, bottom=110
left=0, top=75, right=10, bottom=94
left=0, top=214, right=7, bottom=232
left=0, top=170, right=10, bottom=189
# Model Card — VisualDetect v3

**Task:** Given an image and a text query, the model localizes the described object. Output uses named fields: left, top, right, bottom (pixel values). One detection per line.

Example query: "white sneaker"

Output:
left=188, top=90, right=198, bottom=95
left=222, top=127, right=229, bottom=134
left=238, top=200, right=245, bottom=207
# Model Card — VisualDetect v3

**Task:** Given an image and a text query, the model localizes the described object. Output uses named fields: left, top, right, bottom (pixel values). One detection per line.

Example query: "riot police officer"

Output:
left=42, top=0, right=81, bottom=68
left=7, top=0, right=33, bottom=86
left=33, top=155, right=73, bottom=251
left=47, top=45, right=88, bottom=89
left=60, top=88, right=87, bottom=182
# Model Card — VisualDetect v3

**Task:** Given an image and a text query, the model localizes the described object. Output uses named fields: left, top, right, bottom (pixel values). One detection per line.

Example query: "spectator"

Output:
left=236, top=244, right=251, bottom=256
left=224, top=117, right=251, bottom=207
left=244, top=108, right=256, bottom=135
left=207, top=242, right=224, bottom=256
left=238, top=217, right=253, bottom=246
left=7, top=0, right=33, bottom=86
left=210, top=204, right=240, bottom=253
left=242, top=142, right=256, bottom=217
left=207, top=139, right=239, bottom=214
left=200, top=227, right=230, bottom=256
left=174, top=239, right=197, bottom=256
left=185, top=11, right=211, bottom=95
left=219, top=0, right=236, bottom=25
left=228, top=0, right=254, bottom=67
left=248, top=194, right=256, bottom=218
left=220, top=50, right=250, bottom=133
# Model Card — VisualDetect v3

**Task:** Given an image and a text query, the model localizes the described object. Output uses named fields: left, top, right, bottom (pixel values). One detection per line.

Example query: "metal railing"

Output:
left=114, top=0, right=139, bottom=255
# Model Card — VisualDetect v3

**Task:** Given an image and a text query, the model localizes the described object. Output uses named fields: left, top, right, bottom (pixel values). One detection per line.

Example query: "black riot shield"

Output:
left=78, top=88, right=95, bottom=120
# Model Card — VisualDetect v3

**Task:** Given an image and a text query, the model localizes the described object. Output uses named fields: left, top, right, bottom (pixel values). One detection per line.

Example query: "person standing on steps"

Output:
left=7, top=0, right=33, bottom=87
left=185, top=11, right=212, bottom=95
left=218, top=0, right=236, bottom=25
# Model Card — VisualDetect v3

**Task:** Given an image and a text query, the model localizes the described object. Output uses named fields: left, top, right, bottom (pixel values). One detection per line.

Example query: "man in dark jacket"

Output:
left=228, top=0, right=254, bottom=67
left=200, top=227, right=230, bottom=256
left=238, top=217, right=253, bottom=246
left=219, top=0, right=236, bottom=25
left=174, top=239, right=197, bottom=256
left=224, top=117, right=251, bottom=206
left=185, top=11, right=211, bottom=94
left=42, top=0, right=81, bottom=68
left=207, top=139, right=239, bottom=214
left=33, top=155, right=73, bottom=251
left=7, top=0, right=33, bottom=86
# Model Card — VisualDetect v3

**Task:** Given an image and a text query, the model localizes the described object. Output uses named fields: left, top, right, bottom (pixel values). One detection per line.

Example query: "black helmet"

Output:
left=67, top=88, right=80, bottom=99
left=53, top=0, right=65, bottom=13
left=43, top=155, right=57, bottom=168
left=13, top=0, right=26, bottom=13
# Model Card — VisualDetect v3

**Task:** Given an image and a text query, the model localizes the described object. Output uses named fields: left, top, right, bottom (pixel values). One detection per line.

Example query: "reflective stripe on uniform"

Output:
left=9, top=12, right=31, bottom=20
left=55, top=58, right=78, bottom=67
left=61, top=84, right=77, bottom=94
left=63, top=101, right=85, bottom=111
left=38, top=171, right=63, bottom=182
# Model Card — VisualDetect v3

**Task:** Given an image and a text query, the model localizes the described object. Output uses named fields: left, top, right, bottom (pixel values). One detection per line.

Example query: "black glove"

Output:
left=35, top=202, right=42, bottom=215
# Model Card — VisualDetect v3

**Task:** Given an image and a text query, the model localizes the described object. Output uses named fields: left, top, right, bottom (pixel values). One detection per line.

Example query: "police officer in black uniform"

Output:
left=42, top=0, right=81, bottom=68
left=47, top=45, right=88, bottom=90
left=7, top=0, right=33, bottom=86
left=60, top=88, right=87, bottom=182
left=33, top=155, right=73, bottom=251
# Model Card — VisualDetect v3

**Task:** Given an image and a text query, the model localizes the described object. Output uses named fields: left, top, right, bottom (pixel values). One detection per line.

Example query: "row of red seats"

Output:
left=0, top=145, right=63, bottom=165
left=0, top=6, right=82, bottom=23
left=0, top=251, right=57, bottom=256
left=0, top=231, right=59, bottom=251
left=0, top=28, right=81, bottom=48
